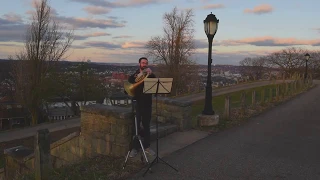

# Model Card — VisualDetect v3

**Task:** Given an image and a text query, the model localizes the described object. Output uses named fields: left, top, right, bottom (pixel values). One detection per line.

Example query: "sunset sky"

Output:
left=0, top=0, right=319, bottom=65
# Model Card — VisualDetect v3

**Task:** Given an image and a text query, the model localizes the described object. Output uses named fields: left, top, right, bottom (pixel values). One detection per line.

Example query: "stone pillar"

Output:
left=35, top=129, right=52, bottom=180
left=80, top=104, right=133, bottom=157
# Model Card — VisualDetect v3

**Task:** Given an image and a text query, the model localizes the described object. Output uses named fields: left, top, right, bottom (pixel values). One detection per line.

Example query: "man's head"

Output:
left=139, top=57, right=148, bottom=70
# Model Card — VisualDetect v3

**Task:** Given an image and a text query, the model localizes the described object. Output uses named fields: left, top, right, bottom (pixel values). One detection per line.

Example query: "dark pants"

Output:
left=132, top=101, right=152, bottom=150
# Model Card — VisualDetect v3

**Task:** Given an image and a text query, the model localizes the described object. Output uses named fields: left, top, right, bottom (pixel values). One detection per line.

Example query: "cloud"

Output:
left=74, top=32, right=111, bottom=40
left=244, top=4, right=273, bottom=15
left=83, top=41, right=122, bottom=49
left=219, top=36, right=320, bottom=47
left=194, top=39, right=208, bottom=49
left=0, top=14, right=27, bottom=42
left=112, top=35, right=133, bottom=39
left=0, top=13, right=23, bottom=25
left=122, top=41, right=146, bottom=48
left=56, top=16, right=126, bottom=29
left=313, top=28, right=320, bottom=33
left=83, top=6, right=111, bottom=15
left=202, top=4, right=225, bottom=10
left=69, top=0, right=170, bottom=8
left=0, top=43, right=21, bottom=47
left=2, top=13, right=23, bottom=23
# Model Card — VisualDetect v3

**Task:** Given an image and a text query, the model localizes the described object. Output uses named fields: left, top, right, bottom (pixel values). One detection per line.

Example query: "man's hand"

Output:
left=145, top=68, right=152, bottom=74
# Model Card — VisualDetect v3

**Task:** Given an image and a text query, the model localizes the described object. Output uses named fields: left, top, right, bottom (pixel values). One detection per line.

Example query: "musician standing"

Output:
left=128, top=57, right=156, bottom=158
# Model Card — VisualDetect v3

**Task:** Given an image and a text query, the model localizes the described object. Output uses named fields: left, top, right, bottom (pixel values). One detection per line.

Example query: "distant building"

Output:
left=0, top=96, right=27, bottom=130
left=112, top=72, right=129, bottom=80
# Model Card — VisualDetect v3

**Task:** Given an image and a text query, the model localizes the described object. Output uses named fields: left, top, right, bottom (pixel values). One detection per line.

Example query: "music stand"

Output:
left=142, top=78, right=178, bottom=176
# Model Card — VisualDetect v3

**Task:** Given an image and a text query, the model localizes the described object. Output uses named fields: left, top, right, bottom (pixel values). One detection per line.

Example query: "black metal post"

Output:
left=202, top=35, right=215, bottom=115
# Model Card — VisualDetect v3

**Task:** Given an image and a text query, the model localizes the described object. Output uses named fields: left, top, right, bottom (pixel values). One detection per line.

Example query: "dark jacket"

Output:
left=128, top=69, right=156, bottom=106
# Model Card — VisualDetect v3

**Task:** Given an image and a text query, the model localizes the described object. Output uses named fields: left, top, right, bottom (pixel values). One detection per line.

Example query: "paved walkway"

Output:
left=131, top=81, right=320, bottom=179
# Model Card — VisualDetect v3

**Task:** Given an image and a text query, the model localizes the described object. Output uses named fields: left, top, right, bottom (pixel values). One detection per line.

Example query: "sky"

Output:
left=0, top=0, right=319, bottom=65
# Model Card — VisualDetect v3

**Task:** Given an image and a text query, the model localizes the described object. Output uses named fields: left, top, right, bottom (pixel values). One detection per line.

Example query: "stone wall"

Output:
left=4, top=104, right=133, bottom=179
left=152, top=97, right=192, bottom=131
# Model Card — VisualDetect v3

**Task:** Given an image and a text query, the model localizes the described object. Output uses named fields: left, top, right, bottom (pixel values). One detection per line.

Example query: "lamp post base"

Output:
left=197, top=114, right=219, bottom=127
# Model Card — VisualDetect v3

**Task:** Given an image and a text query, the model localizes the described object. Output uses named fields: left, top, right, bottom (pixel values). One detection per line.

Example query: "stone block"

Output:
left=112, top=145, right=128, bottom=157
left=114, top=136, right=130, bottom=146
left=197, top=114, right=220, bottom=127
left=105, top=134, right=115, bottom=142
left=4, top=146, right=34, bottom=180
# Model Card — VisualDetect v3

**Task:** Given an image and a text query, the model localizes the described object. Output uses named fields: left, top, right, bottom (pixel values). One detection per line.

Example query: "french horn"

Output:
left=124, top=69, right=150, bottom=97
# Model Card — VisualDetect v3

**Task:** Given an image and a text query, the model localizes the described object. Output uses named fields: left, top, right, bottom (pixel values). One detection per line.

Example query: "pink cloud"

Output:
left=202, top=4, right=225, bottom=10
left=244, top=4, right=273, bottom=14
left=122, top=41, right=146, bottom=48
left=220, top=36, right=320, bottom=47
left=86, top=32, right=111, bottom=37
left=69, top=0, right=170, bottom=8
left=83, top=6, right=111, bottom=15
left=3, top=13, right=23, bottom=23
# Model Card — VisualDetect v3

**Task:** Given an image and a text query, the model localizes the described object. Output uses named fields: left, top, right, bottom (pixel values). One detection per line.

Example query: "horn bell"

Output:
left=124, top=72, right=150, bottom=97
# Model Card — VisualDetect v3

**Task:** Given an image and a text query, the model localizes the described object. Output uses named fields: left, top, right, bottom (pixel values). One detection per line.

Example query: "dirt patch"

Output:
left=0, top=127, right=80, bottom=169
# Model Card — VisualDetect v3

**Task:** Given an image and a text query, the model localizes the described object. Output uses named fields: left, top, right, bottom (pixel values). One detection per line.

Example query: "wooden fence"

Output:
left=223, top=79, right=313, bottom=120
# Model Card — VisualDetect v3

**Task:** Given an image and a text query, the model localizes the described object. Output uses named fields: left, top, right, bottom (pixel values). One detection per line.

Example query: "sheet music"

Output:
left=143, top=78, right=173, bottom=94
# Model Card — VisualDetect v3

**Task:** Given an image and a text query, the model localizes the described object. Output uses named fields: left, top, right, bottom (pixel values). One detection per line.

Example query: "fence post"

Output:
left=240, top=92, right=246, bottom=115
left=35, top=129, right=52, bottom=180
left=269, top=88, right=273, bottom=102
left=224, top=96, right=230, bottom=120
left=252, top=90, right=256, bottom=106
left=276, top=85, right=280, bottom=100
left=261, top=89, right=265, bottom=104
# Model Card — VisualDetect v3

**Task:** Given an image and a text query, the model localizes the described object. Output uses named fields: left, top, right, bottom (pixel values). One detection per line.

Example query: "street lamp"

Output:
left=202, top=12, right=219, bottom=115
left=304, top=53, right=310, bottom=80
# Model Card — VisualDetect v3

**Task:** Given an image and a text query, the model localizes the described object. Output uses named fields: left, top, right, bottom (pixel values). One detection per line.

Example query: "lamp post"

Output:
left=202, top=12, right=219, bottom=115
left=304, top=53, right=310, bottom=80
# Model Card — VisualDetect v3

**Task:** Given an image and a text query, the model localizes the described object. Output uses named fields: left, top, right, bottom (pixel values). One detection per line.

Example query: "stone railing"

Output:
left=3, top=104, right=133, bottom=180
left=152, top=97, right=192, bottom=131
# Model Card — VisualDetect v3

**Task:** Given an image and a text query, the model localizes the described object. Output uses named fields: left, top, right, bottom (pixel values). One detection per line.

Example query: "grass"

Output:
left=20, top=155, right=143, bottom=180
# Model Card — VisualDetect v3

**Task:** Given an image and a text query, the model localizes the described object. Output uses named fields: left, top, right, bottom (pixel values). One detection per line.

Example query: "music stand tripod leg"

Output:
left=122, top=99, right=149, bottom=170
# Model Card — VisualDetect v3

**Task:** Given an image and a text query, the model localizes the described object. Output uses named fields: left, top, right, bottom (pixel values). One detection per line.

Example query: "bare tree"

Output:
left=265, top=47, right=306, bottom=78
left=145, top=7, right=196, bottom=95
left=12, top=0, right=73, bottom=125
left=239, top=57, right=265, bottom=81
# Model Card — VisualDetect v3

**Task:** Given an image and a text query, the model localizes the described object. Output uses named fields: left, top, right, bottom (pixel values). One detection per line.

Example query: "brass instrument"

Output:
left=124, top=70, right=150, bottom=97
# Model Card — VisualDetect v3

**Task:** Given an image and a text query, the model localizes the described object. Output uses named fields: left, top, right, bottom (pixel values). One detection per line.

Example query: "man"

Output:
left=127, top=57, right=156, bottom=158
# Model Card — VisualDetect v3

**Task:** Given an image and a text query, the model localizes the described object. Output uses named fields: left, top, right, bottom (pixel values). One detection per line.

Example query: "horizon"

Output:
left=1, top=0, right=319, bottom=65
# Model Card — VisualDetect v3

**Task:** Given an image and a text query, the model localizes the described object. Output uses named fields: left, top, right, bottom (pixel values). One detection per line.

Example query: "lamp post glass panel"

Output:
left=305, top=53, right=310, bottom=79
left=202, top=12, right=219, bottom=115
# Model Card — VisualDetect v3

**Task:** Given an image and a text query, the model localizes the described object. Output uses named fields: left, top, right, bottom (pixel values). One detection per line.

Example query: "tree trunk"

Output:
left=31, top=109, right=39, bottom=125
